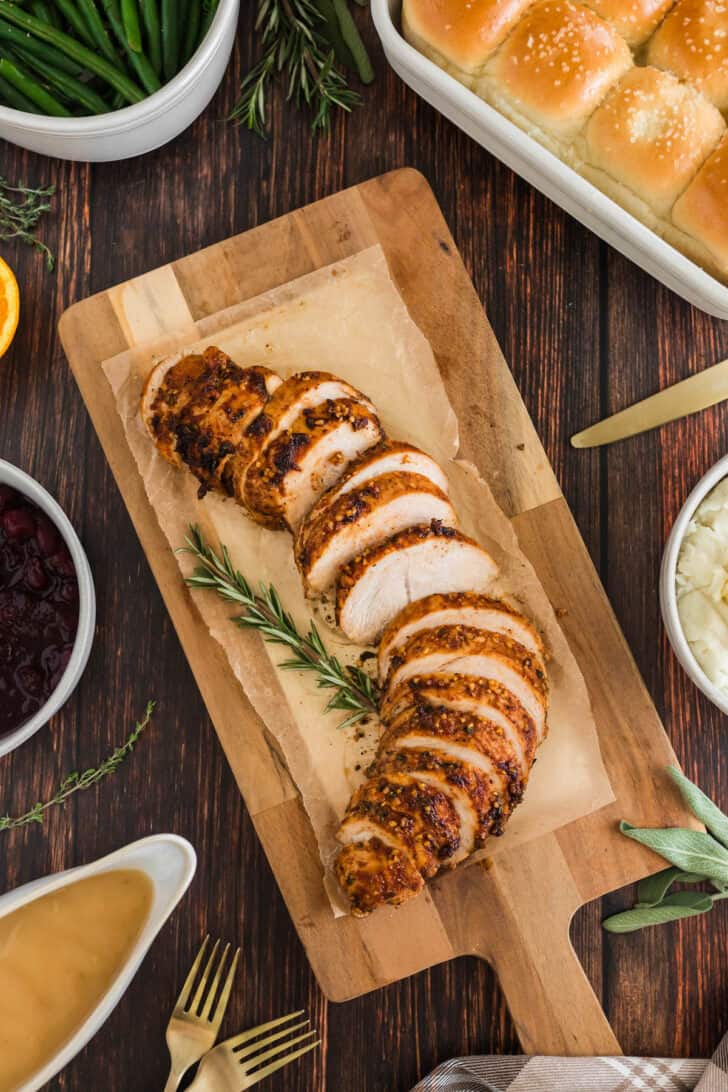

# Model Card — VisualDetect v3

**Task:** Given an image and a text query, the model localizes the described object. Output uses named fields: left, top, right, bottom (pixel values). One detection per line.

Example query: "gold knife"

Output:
left=571, top=356, right=728, bottom=448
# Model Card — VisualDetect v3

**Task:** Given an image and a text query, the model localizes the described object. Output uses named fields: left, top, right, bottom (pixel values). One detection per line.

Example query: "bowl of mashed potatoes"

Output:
left=661, top=452, right=728, bottom=715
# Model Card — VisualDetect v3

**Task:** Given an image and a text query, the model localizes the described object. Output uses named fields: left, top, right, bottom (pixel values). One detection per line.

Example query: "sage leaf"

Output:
left=619, top=822, right=728, bottom=885
left=667, top=766, right=728, bottom=849
left=603, top=891, right=714, bottom=933
left=636, top=867, right=706, bottom=908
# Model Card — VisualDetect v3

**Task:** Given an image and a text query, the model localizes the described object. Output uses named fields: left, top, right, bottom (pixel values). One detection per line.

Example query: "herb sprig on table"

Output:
left=603, top=766, right=728, bottom=932
left=0, top=701, right=154, bottom=831
left=180, top=524, right=380, bottom=728
left=234, top=0, right=374, bottom=137
left=0, top=176, right=54, bottom=269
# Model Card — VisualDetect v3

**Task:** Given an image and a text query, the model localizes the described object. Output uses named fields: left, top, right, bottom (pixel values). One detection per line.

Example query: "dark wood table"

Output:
left=2, top=9, right=728, bottom=1090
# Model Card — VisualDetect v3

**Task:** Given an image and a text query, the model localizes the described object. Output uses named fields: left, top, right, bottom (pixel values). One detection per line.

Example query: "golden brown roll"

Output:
left=402, top=0, right=535, bottom=83
left=483, top=0, right=633, bottom=154
left=579, top=0, right=674, bottom=44
left=581, top=66, right=725, bottom=220
left=646, top=0, right=728, bottom=114
left=671, top=135, right=728, bottom=277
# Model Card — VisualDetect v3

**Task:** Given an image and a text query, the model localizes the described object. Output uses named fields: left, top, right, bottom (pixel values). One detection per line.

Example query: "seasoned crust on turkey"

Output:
left=242, top=398, right=384, bottom=531
left=378, top=591, right=545, bottom=681
left=384, top=625, right=548, bottom=739
left=335, top=523, right=498, bottom=645
left=294, top=471, right=457, bottom=594
left=334, top=837, right=424, bottom=916
left=224, top=371, right=375, bottom=505
left=380, top=673, right=538, bottom=775
left=302, top=440, right=450, bottom=529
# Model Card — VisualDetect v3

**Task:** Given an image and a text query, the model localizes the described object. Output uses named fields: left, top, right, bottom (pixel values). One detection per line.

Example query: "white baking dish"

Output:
left=371, top=0, right=728, bottom=319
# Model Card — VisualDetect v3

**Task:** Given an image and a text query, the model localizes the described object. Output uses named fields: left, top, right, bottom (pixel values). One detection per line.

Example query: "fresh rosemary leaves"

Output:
left=180, top=525, right=380, bottom=728
left=233, top=0, right=373, bottom=137
left=0, top=702, right=154, bottom=832
left=0, top=177, right=55, bottom=269
left=603, top=766, right=728, bottom=932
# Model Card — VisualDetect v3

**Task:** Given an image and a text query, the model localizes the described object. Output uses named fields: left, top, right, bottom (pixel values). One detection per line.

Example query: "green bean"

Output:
left=332, top=0, right=373, bottom=83
left=181, top=0, right=199, bottom=65
left=0, top=19, right=81, bottom=73
left=138, top=0, right=159, bottom=74
left=198, top=0, right=218, bottom=42
left=0, top=68, right=41, bottom=109
left=121, top=0, right=141, bottom=51
left=0, top=54, right=69, bottom=112
left=99, top=0, right=159, bottom=93
left=160, top=0, right=176, bottom=80
left=315, top=0, right=356, bottom=70
left=14, top=43, right=109, bottom=111
left=30, top=0, right=60, bottom=27
left=52, top=0, right=96, bottom=47
left=0, top=5, right=145, bottom=102
left=109, top=86, right=123, bottom=107
left=76, top=0, right=118, bottom=63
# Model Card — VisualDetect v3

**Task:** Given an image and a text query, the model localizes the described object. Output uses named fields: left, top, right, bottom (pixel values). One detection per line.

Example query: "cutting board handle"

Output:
left=438, top=845, right=622, bottom=1056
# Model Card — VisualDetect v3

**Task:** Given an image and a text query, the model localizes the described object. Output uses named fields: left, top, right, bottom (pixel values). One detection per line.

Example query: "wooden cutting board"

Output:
left=59, top=168, right=693, bottom=1057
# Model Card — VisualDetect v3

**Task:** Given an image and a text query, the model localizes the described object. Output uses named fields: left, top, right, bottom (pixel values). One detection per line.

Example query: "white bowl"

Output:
left=0, top=0, right=239, bottom=161
left=0, top=834, right=197, bottom=1092
left=371, top=0, right=728, bottom=319
left=660, top=452, right=728, bottom=716
left=0, top=459, right=96, bottom=757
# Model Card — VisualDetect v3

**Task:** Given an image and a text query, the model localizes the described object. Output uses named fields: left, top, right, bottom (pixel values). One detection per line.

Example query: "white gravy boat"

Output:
left=0, top=834, right=196, bottom=1092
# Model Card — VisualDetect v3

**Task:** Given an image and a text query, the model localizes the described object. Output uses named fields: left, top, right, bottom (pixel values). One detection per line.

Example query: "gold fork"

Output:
left=163, top=936, right=241, bottom=1092
left=186, top=1011, right=320, bottom=1090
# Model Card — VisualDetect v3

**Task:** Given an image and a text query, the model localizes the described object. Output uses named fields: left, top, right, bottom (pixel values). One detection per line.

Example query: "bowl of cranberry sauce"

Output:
left=0, top=461, right=95, bottom=758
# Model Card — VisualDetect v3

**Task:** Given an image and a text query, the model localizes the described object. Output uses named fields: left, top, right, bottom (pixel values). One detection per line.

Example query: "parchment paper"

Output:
left=103, top=246, right=614, bottom=913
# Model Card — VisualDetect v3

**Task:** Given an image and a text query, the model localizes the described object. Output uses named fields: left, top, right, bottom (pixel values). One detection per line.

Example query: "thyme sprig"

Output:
left=603, top=766, right=728, bottom=932
left=180, top=524, right=380, bottom=728
left=232, top=0, right=369, bottom=137
left=0, top=177, right=55, bottom=269
left=0, top=701, right=154, bottom=832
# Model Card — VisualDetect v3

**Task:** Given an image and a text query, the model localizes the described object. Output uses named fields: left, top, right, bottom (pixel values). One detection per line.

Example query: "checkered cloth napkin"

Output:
left=411, top=1031, right=728, bottom=1091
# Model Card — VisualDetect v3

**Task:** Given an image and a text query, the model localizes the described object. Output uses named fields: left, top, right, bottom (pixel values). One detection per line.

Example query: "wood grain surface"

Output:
left=1, top=9, right=728, bottom=1091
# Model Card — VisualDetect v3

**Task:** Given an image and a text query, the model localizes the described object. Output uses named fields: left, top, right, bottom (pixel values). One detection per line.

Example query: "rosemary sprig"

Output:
left=0, top=177, right=55, bottom=269
left=232, top=0, right=365, bottom=137
left=179, top=524, right=380, bottom=728
left=603, top=766, right=728, bottom=932
left=0, top=701, right=154, bottom=832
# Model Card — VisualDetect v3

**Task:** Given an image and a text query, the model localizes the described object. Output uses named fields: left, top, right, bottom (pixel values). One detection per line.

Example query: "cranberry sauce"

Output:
left=0, top=484, right=79, bottom=736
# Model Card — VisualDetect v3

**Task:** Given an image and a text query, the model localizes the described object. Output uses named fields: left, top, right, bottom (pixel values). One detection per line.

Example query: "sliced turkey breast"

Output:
left=294, top=472, right=457, bottom=594
left=337, top=771, right=461, bottom=879
left=242, top=399, right=384, bottom=531
left=142, top=347, right=281, bottom=487
left=374, top=748, right=490, bottom=855
left=378, top=592, right=545, bottom=681
left=141, top=350, right=209, bottom=467
left=380, top=673, right=538, bottom=776
left=335, top=524, right=498, bottom=646
left=334, top=836, right=424, bottom=916
left=225, top=371, right=374, bottom=504
left=301, top=440, right=450, bottom=530
left=384, top=626, right=549, bottom=741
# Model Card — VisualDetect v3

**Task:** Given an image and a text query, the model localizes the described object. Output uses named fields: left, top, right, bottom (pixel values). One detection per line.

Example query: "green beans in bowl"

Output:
left=0, top=0, right=239, bottom=161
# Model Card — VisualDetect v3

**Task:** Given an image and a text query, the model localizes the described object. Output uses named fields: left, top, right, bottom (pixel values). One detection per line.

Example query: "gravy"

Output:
left=0, top=868, right=153, bottom=1091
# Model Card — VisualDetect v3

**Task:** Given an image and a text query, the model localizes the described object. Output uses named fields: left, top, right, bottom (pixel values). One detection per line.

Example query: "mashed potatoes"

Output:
left=677, top=477, right=728, bottom=691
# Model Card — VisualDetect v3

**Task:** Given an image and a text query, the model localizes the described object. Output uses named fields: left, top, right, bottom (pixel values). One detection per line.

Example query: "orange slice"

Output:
left=0, top=257, right=19, bottom=359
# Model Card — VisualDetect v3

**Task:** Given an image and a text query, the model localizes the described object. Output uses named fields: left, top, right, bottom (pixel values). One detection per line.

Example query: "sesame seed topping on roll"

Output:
left=647, top=0, right=728, bottom=114
left=671, top=135, right=728, bottom=278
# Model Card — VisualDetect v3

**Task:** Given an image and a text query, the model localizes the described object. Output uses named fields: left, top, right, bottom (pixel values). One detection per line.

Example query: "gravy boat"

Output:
left=0, top=833, right=197, bottom=1092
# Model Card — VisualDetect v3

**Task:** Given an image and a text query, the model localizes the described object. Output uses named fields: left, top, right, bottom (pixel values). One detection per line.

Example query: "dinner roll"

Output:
left=647, top=0, right=728, bottom=114
left=579, top=0, right=675, bottom=45
left=581, top=66, right=725, bottom=220
left=483, top=1, right=633, bottom=154
left=671, top=135, right=728, bottom=277
left=402, top=0, right=535, bottom=83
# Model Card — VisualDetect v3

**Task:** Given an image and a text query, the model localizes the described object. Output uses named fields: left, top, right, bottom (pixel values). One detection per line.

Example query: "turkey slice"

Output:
left=335, top=524, right=498, bottom=646
left=295, top=471, right=457, bottom=594
left=378, top=591, right=545, bottom=681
